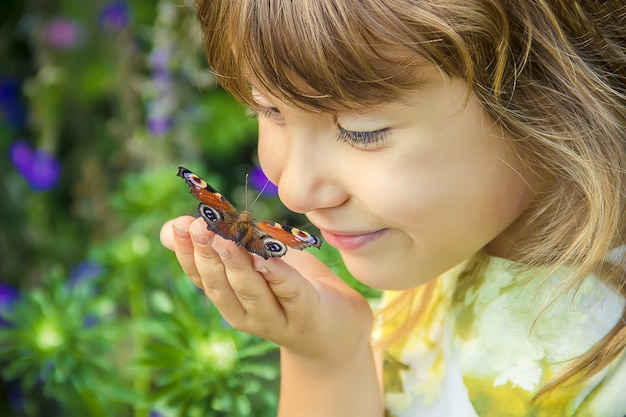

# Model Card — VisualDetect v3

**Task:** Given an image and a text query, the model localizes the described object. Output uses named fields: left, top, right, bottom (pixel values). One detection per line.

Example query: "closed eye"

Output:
left=337, top=126, right=390, bottom=149
left=246, top=105, right=282, bottom=120
left=248, top=102, right=391, bottom=149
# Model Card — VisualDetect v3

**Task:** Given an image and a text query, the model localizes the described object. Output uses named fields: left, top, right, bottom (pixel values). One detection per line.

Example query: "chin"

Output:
left=342, top=258, right=411, bottom=291
left=343, top=254, right=444, bottom=291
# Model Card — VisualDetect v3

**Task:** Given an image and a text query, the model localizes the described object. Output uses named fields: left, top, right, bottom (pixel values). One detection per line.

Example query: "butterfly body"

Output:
left=178, top=167, right=322, bottom=259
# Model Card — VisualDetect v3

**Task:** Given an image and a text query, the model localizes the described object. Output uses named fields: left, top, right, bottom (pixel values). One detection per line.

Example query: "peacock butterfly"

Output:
left=177, top=167, right=322, bottom=259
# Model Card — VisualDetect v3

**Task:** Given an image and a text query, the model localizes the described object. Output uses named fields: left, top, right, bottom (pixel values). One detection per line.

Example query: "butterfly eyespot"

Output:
left=179, top=167, right=322, bottom=258
left=200, top=204, right=221, bottom=222
left=290, top=228, right=319, bottom=244
left=294, top=228, right=314, bottom=240
left=188, top=173, right=208, bottom=188
left=263, top=238, right=287, bottom=256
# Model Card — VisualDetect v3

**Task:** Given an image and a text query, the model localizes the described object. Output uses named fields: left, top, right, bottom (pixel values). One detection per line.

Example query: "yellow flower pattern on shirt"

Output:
left=381, top=254, right=626, bottom=417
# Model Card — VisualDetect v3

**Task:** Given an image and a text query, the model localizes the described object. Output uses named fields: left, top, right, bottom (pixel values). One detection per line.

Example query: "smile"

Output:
left=319, top=228, right=389, bottom=251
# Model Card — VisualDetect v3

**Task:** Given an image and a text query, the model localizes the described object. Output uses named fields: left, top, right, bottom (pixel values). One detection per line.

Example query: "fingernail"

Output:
left=253, top=257, right=269, bottom=275
left=173, top=225, right=188, bottom=238
left=193, top=234, right=211, bottom=246
left=215, top=247, right=230, bottom=258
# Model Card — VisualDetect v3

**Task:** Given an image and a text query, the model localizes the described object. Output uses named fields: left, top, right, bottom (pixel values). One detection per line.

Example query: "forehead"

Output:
left=243, top=52, right=441, bottom=113
left=205, top=0, right=459, bottom=112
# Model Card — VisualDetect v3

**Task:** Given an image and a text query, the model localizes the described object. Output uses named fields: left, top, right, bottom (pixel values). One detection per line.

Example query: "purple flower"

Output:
left=147, top=116, right=173, bottom=136
left=83, top=314, right=100, bottom=328
left=69, top=261, right=103, bottom=285
left=146, top=99, right=174, bottom=136
left=149, top=48, right=172, bottom=72
left=146, top=45, right=175, bottom=137
left=6, top=380, right=25, bottom=414
left=67, top=262, right=104, bottom=327
left=249, top=166, right=278, bottom=196
left=0, top=77, right=27, bottom=129
left=99, top=1, right=130, bottom=33
left=9, top=141, right=61, bottom=191
left=40, top=18, right=84, bottom=49
left=0, top=283, right=19, bottom=326
left=152, top=71, right=173, bottom=97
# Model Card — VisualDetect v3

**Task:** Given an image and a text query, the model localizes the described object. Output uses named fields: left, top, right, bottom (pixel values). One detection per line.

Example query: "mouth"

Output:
left=319, top=228, right=389, bottom=251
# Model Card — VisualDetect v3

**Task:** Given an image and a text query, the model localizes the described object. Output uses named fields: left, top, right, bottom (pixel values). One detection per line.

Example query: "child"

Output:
left=160, top=1, right=626, bottom=415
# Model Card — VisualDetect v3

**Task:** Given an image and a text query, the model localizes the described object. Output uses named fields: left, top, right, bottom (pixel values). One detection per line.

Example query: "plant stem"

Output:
left=128, top=268, right=150, bottom=417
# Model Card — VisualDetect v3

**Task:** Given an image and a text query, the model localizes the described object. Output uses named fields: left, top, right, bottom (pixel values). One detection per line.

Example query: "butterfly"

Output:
left=178, top=167, right=322, bottom=259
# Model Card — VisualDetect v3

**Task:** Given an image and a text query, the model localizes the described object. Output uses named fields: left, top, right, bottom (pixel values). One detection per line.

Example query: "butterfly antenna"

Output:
left=249, top=178, right=271, bottom=209
left=245, top=173, right=249, bottom=210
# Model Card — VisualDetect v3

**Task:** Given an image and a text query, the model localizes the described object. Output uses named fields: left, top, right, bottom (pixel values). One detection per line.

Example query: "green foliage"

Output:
left=0, top=1, right=380, bottom=416
left=139, top=279, right=279, bottom=417
left=0, top=162, right=284, bottom=416
left=0, top=269, right=134, bottom=416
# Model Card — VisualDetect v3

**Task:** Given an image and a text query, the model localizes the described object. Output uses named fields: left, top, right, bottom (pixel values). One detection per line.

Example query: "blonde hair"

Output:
left=195, top=0, right=626, bottom=400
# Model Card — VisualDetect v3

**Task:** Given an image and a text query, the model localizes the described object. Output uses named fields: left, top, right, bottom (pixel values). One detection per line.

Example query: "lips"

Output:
left=319, top=228, right=388, bottom=251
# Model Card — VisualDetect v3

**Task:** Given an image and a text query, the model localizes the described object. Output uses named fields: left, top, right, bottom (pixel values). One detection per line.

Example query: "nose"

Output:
left=259, top=127, right=346, bottom=214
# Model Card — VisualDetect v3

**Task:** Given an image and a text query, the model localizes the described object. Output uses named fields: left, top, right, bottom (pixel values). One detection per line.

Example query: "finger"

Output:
left=210, top=236, right=288, bottom=330
left=159, top=219, right=176, bottom=251
left=171, top=216, right=204, bottom=287
left=251, top=253, right=320, bottom=322
left=257, top=249, right=367, bottom=333
left=283, top=249, right=360, bottom=294
left=187, top=219, right=252, bottom=321
left=186, top=216, right=225, bottom=288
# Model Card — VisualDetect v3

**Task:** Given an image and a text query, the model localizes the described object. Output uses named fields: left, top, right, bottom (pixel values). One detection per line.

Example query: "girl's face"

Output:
left=253, top=66, right=537, bottom=290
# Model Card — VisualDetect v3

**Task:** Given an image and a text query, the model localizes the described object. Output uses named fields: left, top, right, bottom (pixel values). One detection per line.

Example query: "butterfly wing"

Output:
left=252, top=220, right=322, bottom=258
left=178, top=167, right=239, bottom=239
left=178, top=166, right=322, bottom=259
left=178, top=167, right=236, bottom=212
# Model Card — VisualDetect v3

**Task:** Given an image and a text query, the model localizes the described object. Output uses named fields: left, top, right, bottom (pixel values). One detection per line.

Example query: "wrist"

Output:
left=278, top=341, right=383, bottom=417
left=279, top=337, right=373, bottom=375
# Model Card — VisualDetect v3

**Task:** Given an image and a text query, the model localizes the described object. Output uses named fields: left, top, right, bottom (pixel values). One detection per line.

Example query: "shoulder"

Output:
left=452, top=255, right=624, bottom=362
left=572, top=350, right=626, bottom=417
left=379, top=253, right=626, bottom=416
left=452, top=254, right=626, bottom=415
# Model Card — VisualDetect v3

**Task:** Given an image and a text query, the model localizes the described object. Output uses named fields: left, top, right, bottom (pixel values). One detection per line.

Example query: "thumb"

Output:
left=280, top=248, right=334, bottom=279
left=274, top=250, right=351, bottom=291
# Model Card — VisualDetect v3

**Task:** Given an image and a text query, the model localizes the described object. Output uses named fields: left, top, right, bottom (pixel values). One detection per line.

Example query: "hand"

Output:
left=160, top=216, right=374, bottom=365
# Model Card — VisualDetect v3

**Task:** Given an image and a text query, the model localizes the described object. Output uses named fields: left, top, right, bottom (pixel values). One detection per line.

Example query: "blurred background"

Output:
left=0, top=1, right=374, bottom=416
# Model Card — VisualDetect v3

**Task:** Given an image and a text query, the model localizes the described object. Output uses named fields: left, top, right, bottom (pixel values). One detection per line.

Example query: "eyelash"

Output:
left=337, top=126, right=390, bottom=148
left=247, top=105, right=390, bottom=148
left=246, top=106, right=280, bottom=119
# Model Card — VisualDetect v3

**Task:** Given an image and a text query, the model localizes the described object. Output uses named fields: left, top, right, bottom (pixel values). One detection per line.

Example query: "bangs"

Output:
left=197, top=0, right=469, bottom=111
